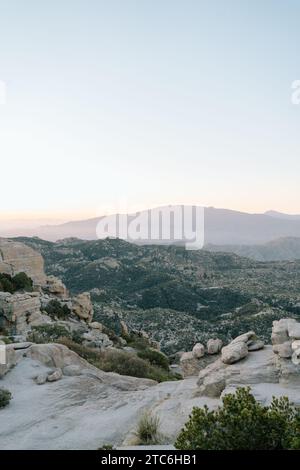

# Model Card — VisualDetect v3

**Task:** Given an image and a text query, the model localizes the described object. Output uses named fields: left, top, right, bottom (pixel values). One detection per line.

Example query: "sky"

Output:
left=0, top=0, right=300, bottom=224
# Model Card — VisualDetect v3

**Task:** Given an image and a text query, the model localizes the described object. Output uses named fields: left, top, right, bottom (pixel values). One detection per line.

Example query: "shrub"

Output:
left=44, top=299, right=71, bottom=319
left=28, top=324, right=71, bottom=343
left=136, top=412, right=161, bottom=445
left=0, top=389, right=12, bottom=409
left=0, top=272, right=33, bottom=293
left=137, top=348, right=169, bottom=370
left=175, top=387, right=300, bottom=450
left=0, top=274, right=15, bottom=293
left=59, top=338, right=178, bottom=382
left=12, top=272, right=33, bottom=292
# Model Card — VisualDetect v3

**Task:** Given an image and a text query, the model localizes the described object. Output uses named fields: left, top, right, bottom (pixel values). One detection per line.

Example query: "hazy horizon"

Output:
left=1, top=1, right=300, bottom=220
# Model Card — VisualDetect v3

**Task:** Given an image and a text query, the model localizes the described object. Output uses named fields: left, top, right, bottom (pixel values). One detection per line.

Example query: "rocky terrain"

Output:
left=0, top=239, right=299, bottom=449
left=13, top=236, right=300, bottom=353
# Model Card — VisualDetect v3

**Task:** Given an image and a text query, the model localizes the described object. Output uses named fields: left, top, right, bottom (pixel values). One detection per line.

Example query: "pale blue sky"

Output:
left=0, top=0, right=300, bottom=221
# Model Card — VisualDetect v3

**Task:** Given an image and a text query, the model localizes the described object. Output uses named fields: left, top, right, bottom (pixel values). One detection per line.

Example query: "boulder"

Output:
left=72, top=293, right=93, bottom=323
left=221, top=342, right=248, bottom=364
left=198, top=346, right=281, bottom=398
left=47, top=368, right=63, bottom=382
left=35, top=373, right=48, bottom=385
left=44, top=276, right=68, bottom=299
left=207, top=338, right=223, bottom=355
left=292, top=340, right=300, bottom=351
left=89, top=321, right=103, bottom=331
left=192, top=343, right=205, bottom=359
left=82, top=330, right=113, bottom=349
left=271, top=319, right=290, bottom=345
left=292, top=348, right=300, bottom=366
left=180, top=352, right=201, bottom=377
left=247, top=340, right=264, bottom=351
left=273, top=341, right=293, bottom=358
left=230, top=331, right=256, bottom=345
left=288, top=322, right=300, bottom=340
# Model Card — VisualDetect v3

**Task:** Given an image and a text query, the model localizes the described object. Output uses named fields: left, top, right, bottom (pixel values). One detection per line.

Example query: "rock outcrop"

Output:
left=72, top=292, right=94, bottom=323
left=197, top=319, right=300, bottom=398
left=0, top=239, right=46, bottom=285
left=221, top=330, right=264, bottom=365
left=272, top=318, right=300, bottom=363
left=0, top=291, right=44, bottom=334
left=44, top=276, right=68, bottom=299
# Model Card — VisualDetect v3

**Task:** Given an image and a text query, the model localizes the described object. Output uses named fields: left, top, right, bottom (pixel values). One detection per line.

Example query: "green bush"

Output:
left=44, top=299, right=71, bottom=319
left=136, top=412, right=161, bottom=445
left=28, top=324, right=71, bottom=343
left=175, top=387, right=300, bottom=450
left=12, top=272, right=33, bottom=292
left=0, top=389, right=12, bottom=409
left=0, top=272, right=33, bottom=293
left=137, top=348, right=169, bottom=370
left=59, top=338, right=178, bottom=382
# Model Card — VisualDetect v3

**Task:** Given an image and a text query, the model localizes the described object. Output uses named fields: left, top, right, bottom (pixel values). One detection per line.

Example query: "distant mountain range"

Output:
left=3, top=206, right=300, bottom=247
left=264, top=210, right=300, bottom=220
left=205, top=237, right=300, bottom=261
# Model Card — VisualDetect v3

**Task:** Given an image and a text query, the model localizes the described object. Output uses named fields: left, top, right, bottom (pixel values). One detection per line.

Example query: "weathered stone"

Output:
left=89, top=321, right=103, bottom=331
left=207, top=338, right=223, bottom=355
left=230, top=331, right=256, bottom=345
left=192, top=343, right=205, bottom=359
left=62, top=365, right=83, bottom=376
left=292, top=348, right=300, bottom=365
left=82, top=330, right=113, bottom=349
left=273, top=341, right=293, bottom=358
left=292, top=340, right=300, bottom=351
left=221, top=342, right=248, bottom=364
left=0, top=239, right=46, bottom=285
left=271, top=319, right=290, bottom=345
left=180, top=351, right=201, bottom=377
left=120, top=320, right=129, bottom=336
left=72, top=293, right=93, bottom=323
left=47, top=368, right=63, bottom=382
left=247, top=340, right=264, bottom=351
left=11, top=342, right=33, bottom=350
left=0, top=292, right=42, bottom=334
left=44, top=276, right=68, bottom=299
left=35, top=373, right=48, bottom=385
left=288, top=323, right=300, bottom=340
left=0, top=344, right=17, bottom=377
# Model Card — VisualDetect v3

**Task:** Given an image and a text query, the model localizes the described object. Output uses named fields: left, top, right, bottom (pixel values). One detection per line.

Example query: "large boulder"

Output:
left=180, top=352, right=200, bottom=377
left=221, top=341, right=248, bottom=364
left=44, top=276, right=68, bottom=299
left=207, top=338, right=223, bottom=355
left=192, top=343, right=205, bottom=359
left=273, top=341, right=293, bottom=358
left=72, top=293, right=93, bottom=323
left=230, top=331, right=256, bottom=345
left=0, top=239, right=46, bottom=286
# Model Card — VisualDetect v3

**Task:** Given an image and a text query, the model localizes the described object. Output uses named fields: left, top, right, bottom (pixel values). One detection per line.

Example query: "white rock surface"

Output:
left=0, top=356, right=218, bottom=450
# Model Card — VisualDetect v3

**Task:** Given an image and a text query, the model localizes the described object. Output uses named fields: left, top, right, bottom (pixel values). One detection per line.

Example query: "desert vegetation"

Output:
left=175, top=387, right=300, bottom=450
